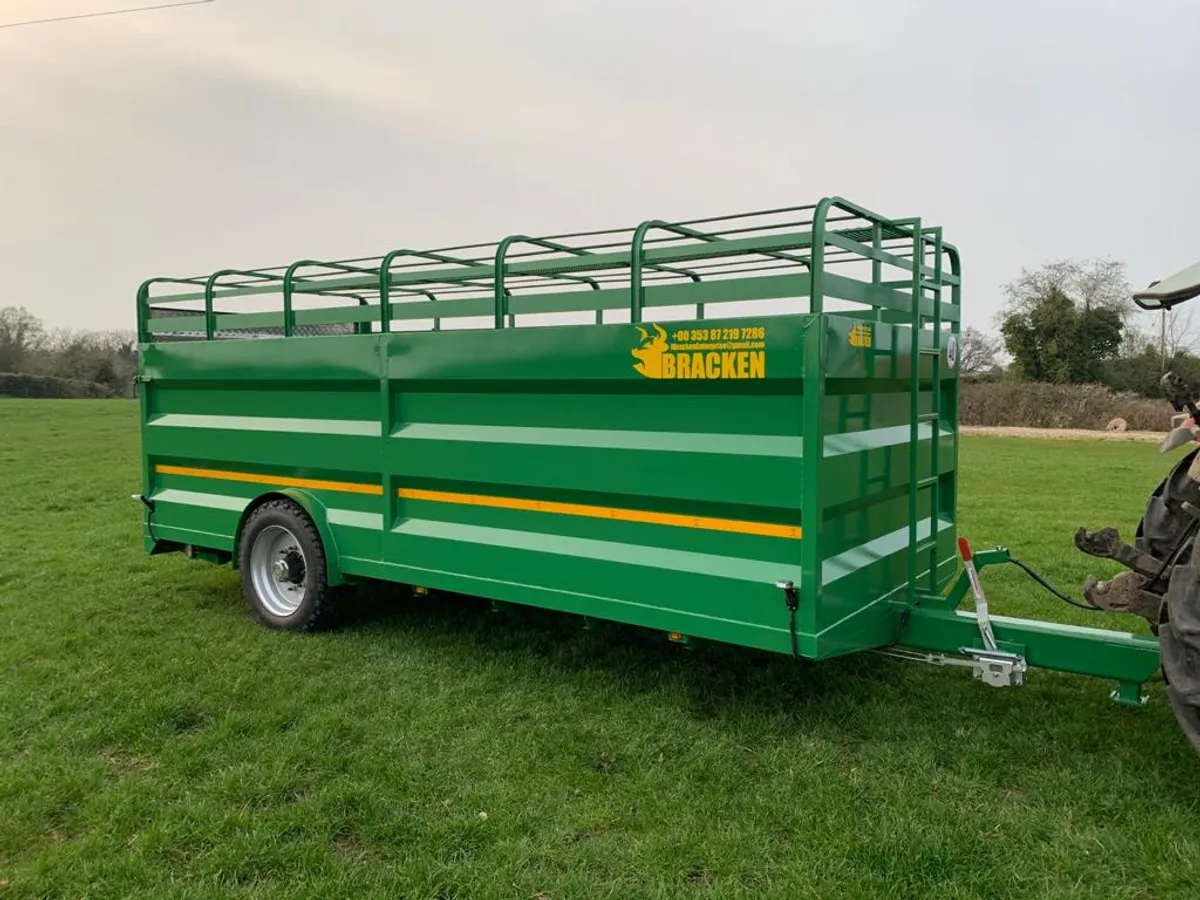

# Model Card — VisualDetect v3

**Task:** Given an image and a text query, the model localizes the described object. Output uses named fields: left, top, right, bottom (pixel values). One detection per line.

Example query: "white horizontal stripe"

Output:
left=150, top=413, right=380, bottom=437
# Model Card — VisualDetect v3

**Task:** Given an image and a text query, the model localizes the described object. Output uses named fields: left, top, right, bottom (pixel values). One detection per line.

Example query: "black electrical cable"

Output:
left=1006, top=557, right=1104, bottom=611
left=1010, top=515, right=1199, bottom=616
left=137, top=494, right=159, bottom=543
left=0, top=0, right=214, bottom=30
left=776, top=579, right=800, bottom=659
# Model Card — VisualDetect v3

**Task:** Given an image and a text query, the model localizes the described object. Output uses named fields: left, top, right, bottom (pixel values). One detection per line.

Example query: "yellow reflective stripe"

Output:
left=154, top=465, right=383, bottom=496
left=398, top=487, right=801, bottom=540
left=154, top=465, right=800, bottom=539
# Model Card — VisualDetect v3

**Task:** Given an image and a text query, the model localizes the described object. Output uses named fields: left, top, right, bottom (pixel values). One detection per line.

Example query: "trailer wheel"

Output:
left=1161, top=554, right=1200, bottom=754
left=238, top=498, right=342, bottom=632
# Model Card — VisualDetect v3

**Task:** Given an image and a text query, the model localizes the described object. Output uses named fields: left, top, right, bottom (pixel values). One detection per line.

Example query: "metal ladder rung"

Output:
left=908, top=224, right=946, bottom=603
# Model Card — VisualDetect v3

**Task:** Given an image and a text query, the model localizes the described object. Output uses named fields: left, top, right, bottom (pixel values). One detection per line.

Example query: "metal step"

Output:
left=917, top=347, right=941, bottom=356
left=918, top=412, right=940, bottom=423
left=916, top=476, right=939, bottom=489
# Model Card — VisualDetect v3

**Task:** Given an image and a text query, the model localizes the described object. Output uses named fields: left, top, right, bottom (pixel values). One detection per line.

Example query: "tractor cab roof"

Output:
left=1133, top=260, right=1200, bottom=310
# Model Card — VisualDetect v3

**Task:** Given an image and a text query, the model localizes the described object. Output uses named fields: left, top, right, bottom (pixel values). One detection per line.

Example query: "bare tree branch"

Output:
left=959, top=327, right=1003, bottom=375
left=0, top=306, right=47, bottom=372
left=1001, top=258, right=1131, bottom=321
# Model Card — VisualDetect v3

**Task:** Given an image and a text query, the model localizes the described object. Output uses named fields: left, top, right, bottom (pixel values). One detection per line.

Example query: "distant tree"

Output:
left=43, top=331, right=130, bottom=393
left=0, top=306, right=47, bottom=373
left=959, top=327, right=1003, bottom=376
left=1002, top=258, right=1131, bottom=317
left=110, top=334, right=138, bottom=394
left=1120, top=323, right=1156, bottom=358
left=1153, top=306, right=1199, bottom=359
left=999, top=262, right=1128, bottom=383
left=1104, top=346, right=1200, bottom=399
left=0, top=306, right=138, bottom=398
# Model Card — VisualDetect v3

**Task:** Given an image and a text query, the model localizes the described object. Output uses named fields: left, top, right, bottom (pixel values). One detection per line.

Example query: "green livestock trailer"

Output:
left=135, top=197, right=1174, bottom=743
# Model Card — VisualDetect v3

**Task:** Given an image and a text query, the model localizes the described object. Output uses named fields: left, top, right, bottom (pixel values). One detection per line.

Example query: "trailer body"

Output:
left=136, top=198, right=1160, bottom=694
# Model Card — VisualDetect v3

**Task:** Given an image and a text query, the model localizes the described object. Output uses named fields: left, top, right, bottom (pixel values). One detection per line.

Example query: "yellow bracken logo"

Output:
left=632, top=323, right=766, bottom=380
left=849, top=323, right=873, bottom=348
left=631, top=324, right=671, bottom=378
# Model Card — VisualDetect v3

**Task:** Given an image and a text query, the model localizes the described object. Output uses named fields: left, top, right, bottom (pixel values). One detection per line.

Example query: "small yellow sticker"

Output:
left=631, top=323, right=767, bottom=380
left=849, top=323, right=873, bottom=348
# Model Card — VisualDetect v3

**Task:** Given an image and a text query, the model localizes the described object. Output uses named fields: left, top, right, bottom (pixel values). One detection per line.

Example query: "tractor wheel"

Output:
left=1160, top=551, right=1200, bottom=754
left=1132, top=448, right=1200, bottom=638
left=238, top=498, right=344, bottom=632
left=1135, top=448, right=1200, bottom=567
left=1138, top=450, right=1200, bottom=754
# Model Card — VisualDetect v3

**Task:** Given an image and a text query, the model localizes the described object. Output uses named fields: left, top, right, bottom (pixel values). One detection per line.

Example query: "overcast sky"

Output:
left=2, top=0, right=1198, bottom=335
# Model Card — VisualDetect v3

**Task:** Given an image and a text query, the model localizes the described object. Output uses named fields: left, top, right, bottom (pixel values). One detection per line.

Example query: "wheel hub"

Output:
left=249, top=525, right=309, bottom=618
left=271, top=549, right=305, bottom=584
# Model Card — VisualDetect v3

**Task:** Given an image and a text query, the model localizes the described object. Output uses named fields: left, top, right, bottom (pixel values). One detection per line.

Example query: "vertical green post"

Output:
left=947, top=243, right=963, bottom=563
left=135, top=281, right=151, bottom=345
left=134, top=280, right=153, bottom=548
left=378, top=251, right=400, bottom=335
left=926, top=227, right=943, bottom=592
left=202, top=272, right=220, bottom=341
left=378, top=330, right=394, bottom=560
left=494, top=238, right=516, bottom=329
left=803, top=199, right=834, bottom=631
left=282, top=262, right=301, bottom=338
left=907, top=218, right=923, bottom=606
left=871, top=223, right=883, bottom=287
left=629, top=220, right=667, bottom=325
left=352, top=295, right=370, bottom=336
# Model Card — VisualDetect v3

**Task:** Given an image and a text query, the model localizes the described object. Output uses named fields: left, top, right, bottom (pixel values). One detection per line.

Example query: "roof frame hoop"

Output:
left=283, top=259, right=378, bottom=337
left=379, top=248, right=492, bottom=333
left=136, top=275, right=210, bottom=343
left=628, top=220, right=713, bottom=324
left=204, top=268, right=286, bottom=340
left=494, top=235, right=603, bottom=328
left=626, top=218, right=810, bottom=323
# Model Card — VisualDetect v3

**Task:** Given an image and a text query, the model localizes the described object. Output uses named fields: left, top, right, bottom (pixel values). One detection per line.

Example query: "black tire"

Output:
left=237, top=498, right=343, bottom=632
left=1130, top=450, right=1200, bottom=752
left=1135, top=448, right=1200, bottom=567
left=1161, top=551, right=1200, bottom=754
left=1132, top=449, right=1200, bottom=640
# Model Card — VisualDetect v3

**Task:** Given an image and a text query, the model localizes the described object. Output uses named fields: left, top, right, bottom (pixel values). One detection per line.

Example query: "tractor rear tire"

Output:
left=1132, top=449, right=1200, bottom=752
left=1132, top=448, right=1200, bottom=638
left=1160, top=553, right=1200, bottom=754
left=1136, top=448, right=1200, bottom=566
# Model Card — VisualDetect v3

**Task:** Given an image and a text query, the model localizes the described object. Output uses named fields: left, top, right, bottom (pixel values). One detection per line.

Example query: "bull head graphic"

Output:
left=631, top=323, right=669, bottom=378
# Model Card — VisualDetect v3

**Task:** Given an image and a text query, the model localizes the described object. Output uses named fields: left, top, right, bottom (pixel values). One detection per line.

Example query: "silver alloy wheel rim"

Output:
left=249, top=524, right=307, bottom=617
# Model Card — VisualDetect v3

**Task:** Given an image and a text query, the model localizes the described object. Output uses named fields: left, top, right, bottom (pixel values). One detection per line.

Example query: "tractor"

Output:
left=1079, top=262, right=1200, bottom=751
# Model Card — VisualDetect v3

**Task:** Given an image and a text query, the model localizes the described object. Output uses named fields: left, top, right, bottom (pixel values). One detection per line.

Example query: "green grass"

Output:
left=2, top=399, right=1199, bottom=899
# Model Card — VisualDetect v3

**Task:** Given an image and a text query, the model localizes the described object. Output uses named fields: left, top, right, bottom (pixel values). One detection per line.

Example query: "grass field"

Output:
left=2, top=399, right=1199, bottom=899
